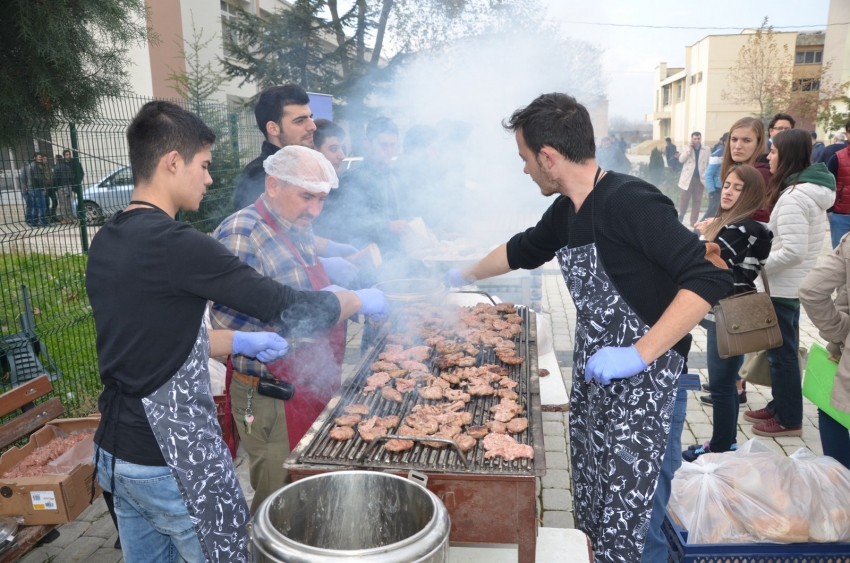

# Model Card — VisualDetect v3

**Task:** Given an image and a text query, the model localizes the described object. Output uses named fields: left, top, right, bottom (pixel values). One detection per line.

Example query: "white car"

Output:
left=71, top=165, right=133, bottom=224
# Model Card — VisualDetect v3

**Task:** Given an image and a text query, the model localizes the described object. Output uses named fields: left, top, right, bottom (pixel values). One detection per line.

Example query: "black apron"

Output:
left=142, top=321, right=251, bottom=562
left=558, top=181, right=683, bottom=562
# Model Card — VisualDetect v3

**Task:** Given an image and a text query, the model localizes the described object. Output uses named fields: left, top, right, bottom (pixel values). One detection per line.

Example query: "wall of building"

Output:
left=822, top=0, right=850, bottom=135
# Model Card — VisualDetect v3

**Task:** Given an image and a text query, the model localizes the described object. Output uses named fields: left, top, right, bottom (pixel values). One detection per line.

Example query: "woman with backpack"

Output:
left=683, top=164, right=773, bottom=461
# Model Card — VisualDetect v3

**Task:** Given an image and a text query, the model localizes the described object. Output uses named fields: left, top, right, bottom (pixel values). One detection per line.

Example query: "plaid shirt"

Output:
left=210, top=194, right=317, bottom=377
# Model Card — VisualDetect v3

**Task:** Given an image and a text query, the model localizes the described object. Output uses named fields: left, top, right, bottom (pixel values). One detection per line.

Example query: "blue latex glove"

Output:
left=322, top=240, right=358, bottom=258
left=585, top=345, right=648, bottom=385
left=444, top=268, right=472, bottom=287
left=318, top=257, right=358, bottom=287
left=320, top=284, right=346, bottom=293
left=232, top=331, right=289, bottom=363
left=354, top=288, right=388, bottom=319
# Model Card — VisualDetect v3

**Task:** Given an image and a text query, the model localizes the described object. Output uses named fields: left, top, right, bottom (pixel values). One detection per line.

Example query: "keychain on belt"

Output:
left=245, top=384, right=255, bottom=434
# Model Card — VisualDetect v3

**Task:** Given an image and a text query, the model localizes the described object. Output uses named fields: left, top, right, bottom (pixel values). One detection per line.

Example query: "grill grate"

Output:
left=297, top=306, right=539, bottom=475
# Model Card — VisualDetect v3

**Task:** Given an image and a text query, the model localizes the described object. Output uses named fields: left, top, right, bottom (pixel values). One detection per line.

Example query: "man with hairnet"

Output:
left=211, top=146, right=387, bottom=511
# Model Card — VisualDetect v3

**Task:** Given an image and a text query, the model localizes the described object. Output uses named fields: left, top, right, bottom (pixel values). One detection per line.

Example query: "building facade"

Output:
left=645, top=30, right=824, bottom=148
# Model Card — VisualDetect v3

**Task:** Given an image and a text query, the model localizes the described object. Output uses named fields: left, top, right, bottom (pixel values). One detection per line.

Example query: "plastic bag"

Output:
left=43, top=432, right=94, bottom=475
left=788, top=448, right=850, bottom=542
left=669, top=439, right=810, bottom=544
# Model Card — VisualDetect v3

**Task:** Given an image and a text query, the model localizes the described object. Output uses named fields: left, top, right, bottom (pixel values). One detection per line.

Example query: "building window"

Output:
left=697, top=71, right=703, bottom=83
left=795, top=50, right=823, bottom=65
left=690, top=72, right=703, bottom=84
left=663, top=85, right=670, bottom=106
left=676, top=82, right=684, bottom=101
left=792, top=78, right=821, bottom=92
left=221, top=1, right=240, bottom=58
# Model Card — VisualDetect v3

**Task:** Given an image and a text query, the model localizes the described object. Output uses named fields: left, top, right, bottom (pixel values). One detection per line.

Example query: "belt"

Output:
left=232, top=370, right=262, bottom=387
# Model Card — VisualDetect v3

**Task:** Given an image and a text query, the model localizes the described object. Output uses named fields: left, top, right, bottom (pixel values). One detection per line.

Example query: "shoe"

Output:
left=701, top=383, right=711, bottom=392
left=743, top=407, right=773, bottom=423
left=683, top=441, right=737, bottom=462
left=699, top=393, right=747, bottom=406
left=751, top=418, right=803, bottom=437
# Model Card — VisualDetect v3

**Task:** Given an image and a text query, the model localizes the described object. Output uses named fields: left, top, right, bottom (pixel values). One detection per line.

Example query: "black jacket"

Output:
left=232, top=141, right=280, bottom=211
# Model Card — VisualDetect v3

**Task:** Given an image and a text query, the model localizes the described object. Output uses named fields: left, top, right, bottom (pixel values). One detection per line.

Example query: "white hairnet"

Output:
left=262, top=145, right=339, bottom=193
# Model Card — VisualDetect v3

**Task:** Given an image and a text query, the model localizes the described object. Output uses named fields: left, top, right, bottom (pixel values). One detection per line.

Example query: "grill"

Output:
left=285, top=304, right=546, bottom=562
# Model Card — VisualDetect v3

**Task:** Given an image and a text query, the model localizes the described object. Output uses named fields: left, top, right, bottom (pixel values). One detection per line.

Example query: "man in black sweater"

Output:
left=446, top=93, right=731, bottom=563
left=87, top=101, right=382, bottom=562
left=232, top=84, right=317, bottom=211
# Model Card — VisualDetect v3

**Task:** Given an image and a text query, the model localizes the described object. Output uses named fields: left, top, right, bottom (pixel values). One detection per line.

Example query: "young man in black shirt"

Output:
left=446, top=93, right=731, bottom=563
left=87, top=101, right=384, bottom=562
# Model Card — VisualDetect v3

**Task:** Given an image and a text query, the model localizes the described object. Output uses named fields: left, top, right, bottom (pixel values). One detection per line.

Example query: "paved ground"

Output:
left=20, top=212, right=838, bottom=562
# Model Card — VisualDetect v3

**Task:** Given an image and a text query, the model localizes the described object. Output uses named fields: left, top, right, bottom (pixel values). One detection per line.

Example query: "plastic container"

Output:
left=664, top=510, right=850, bottom=563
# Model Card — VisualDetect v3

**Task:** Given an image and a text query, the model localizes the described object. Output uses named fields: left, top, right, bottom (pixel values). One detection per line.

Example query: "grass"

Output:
left=0, top=252, right=101, bottom=417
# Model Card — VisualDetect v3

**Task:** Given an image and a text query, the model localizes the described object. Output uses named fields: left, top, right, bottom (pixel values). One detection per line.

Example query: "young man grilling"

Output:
left=87, top=101, right=381, bottom=562
left=446, top=93, right=731, bottom=563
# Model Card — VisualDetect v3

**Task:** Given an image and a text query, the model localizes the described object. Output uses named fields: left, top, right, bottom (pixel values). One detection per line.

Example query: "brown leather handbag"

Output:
left=713, top=270, right=783, bottom=359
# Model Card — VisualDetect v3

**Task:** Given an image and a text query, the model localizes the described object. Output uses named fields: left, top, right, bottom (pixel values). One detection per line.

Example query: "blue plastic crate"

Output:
left=664, top=510, right=850, bottom=563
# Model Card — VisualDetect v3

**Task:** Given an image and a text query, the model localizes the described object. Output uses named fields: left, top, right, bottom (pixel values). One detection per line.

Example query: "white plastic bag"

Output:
left=788, top=448, right=850, bottom=542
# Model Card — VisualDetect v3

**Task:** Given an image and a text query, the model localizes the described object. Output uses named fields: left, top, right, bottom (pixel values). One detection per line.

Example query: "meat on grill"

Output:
left=364, top=372, right=391, bottom=391
left=468, top=384, right=496, bottom=396
left=419, top=386, right=443, bottom=400
left=497, top=389, right=519, bottom=401
left=443, top=388, right=471, bottom=403
left=428, top=376, right=451, bottom=389
left=424, top=335, right=446, bottom=346
left=499, top=377, right=518, bottom=389
left=482, top=433, right=534, bottom=461
left=384, top=438, right=414, bottom=452
left=358, top=417, right=389, bottom=442
left=404, top=414, right=440, bottom=434
left=409, top=370, right=432, bottom=381
left=495, top=302, right=517, bottom=314
left=454, top=356, right=477, bottom=367
left=343, top=403, right=370, bottom=415
left=334, top=414, right=362, bottom=427
left=371, top=361, right=400, bottom=372
left=400, top=361, right=429, bottom=373
left=395, top=378, right=417, bottom=393
left=499, top=354, right=525, bottom=365
left=381, top=386, right=403, bottom=403
left=455, top=433, right=477, bottom=452
left=491, top=399, right=520, bottom=422
left=467, top=425, right=489, bottom=439
left=435, top=341, right=461, bottom=354
left=378, top=415, right=400, bottom=428
left=539, top=368, right=550, bottom=377
left=506, top=417, right=529, bottom=434
left=387, top=369, right=408, bottom=379
left=487, top=420, right=507, bottom=434
left=440, top=371, right=461, bottom=385
left=454, top=411, right=474, bottom=425
left=329, top=426, right=355, bottom=441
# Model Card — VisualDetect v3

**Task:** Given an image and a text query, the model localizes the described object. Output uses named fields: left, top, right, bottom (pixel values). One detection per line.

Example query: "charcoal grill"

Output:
left=285, top=306, right=546, bottom=563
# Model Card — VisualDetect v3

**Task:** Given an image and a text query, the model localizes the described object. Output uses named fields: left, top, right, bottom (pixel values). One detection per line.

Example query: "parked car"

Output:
left=71, top=165, right=133, bottom=224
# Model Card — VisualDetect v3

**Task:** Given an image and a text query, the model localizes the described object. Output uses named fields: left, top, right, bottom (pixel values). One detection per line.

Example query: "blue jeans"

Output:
left=829, top=212, right=850, bottom=248
left=95, top=448, right=205, bottom=563
left=702, top=189, right=721, bottom=221
left=22, top=190, right=47, bottom=226
left=706, top=322, right=744, bottom=452
left=641, top=382, right=688, bottom=563
left=819, top=409, right=850, bottom=469
left=765, top=299, right=803, bottom=427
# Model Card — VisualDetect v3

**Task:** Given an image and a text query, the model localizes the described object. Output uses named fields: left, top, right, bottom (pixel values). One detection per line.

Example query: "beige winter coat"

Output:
left=798, top=234, right=850, bottom=414
left=677, top=143, right=709, bottom=190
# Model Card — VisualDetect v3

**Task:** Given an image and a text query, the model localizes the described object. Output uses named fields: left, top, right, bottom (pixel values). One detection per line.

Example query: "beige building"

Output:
left=645, top=29, right=824, bottom=149
left=128, top=0, right=294, bottom=103
left=822, top=0, right=850, bottom=135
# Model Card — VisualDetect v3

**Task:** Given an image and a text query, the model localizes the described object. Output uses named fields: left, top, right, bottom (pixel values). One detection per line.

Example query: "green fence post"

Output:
left=70, top=123, right=89, bottom=252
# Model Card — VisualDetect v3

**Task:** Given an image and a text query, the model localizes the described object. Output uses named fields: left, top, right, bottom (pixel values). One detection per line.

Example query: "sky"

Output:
left=544, top=0, right=832, bottom=121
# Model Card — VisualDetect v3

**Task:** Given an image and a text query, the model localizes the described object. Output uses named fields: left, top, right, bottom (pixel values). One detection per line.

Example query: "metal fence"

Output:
left=0, top=95, right=263, bottom=416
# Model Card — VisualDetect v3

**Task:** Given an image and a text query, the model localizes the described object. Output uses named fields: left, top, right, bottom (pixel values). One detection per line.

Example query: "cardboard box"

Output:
left=0, top=417, right=101, bottom=525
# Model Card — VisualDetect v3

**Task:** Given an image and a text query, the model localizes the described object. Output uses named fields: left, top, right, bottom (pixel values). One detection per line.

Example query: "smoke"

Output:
left=367, top=26, right=607, bottom=241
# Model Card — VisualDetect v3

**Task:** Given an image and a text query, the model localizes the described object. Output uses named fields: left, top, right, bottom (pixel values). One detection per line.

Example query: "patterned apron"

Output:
left=143, top=322, right=251, bottom=563
left=557, top=186, right=683, bottom=563
left=254, top=198, right=346, bottom=448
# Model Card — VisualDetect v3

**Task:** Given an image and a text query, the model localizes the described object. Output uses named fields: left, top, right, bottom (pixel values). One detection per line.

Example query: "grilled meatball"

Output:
left=329, top=426, right=355, bottom=441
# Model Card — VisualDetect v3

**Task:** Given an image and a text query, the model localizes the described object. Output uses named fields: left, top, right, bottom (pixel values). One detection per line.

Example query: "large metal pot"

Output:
left=249, top=471, right=450, bottom=563
left=372, top=278, right=447, bottom=307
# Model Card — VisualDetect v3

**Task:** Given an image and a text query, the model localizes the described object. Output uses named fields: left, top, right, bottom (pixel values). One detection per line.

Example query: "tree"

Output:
left=776, top=61, right=850, bottom=129
left=166, top=15, right=228, bottom=112
left=222, top=0, right=344, bottom=94
left=0, top=0, right=152, bottom=144
left=818, top=94, right=850, bottom=135
left=721, top=18, right=793, bottom=123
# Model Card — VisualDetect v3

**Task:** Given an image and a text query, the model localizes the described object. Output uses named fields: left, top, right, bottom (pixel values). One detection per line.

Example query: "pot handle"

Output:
left=407, top=470, right=428, bottom=487
left=245, top=522, right=253, bottom=558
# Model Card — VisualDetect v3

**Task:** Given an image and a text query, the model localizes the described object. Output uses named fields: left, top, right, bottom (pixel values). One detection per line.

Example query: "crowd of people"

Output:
left=79, top=84, right=850, bottom=563
left=18, top=149, right=82, bottom=226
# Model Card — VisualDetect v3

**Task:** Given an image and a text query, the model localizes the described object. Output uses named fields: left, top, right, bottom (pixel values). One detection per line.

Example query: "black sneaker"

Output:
left=683, top=441, right=737, bottom=462
left=699, top=393, right=747, bottom=406
left=701, top=383, right=711, bottom=392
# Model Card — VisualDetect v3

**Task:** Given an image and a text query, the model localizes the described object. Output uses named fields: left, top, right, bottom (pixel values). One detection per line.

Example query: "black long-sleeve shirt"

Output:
left=87, top=207, right=341, bottom=465
left=506, top=172, right=733, bottom=358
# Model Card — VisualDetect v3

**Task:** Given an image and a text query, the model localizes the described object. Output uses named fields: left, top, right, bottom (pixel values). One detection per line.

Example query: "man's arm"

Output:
left=460, top=244, right=512, bottom=282
left=634, top=289, right=711, bottom=365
